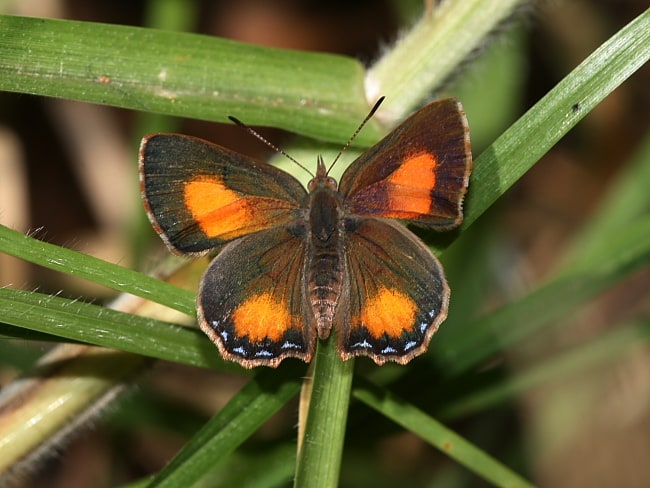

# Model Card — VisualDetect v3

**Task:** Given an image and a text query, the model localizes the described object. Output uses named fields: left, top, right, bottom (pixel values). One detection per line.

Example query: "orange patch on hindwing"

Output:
left=358, top=287, right=417, bottom=338
left=232, top=292, right=291, bottom=342
left=387, top=152, right=437, bottom=214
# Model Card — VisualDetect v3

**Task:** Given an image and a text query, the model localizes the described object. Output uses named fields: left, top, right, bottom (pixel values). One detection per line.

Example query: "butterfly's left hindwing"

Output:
left=339, top=218, right=449, bottom=364
left=197, top=225, right=316, bottom=368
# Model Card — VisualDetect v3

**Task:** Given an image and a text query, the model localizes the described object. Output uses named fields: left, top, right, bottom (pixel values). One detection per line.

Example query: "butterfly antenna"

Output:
left=228, top=116, right=314, bottom=178
left=327, top=96, right=385, bottom=174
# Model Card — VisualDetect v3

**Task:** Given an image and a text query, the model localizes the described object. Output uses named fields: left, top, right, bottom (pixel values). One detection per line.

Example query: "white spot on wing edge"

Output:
left=351, top=339, right=372, bottom=349
left=404, top=341, right=417, bottom=351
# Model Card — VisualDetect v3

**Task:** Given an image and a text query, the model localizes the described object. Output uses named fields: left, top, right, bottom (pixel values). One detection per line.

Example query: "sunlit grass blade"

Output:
left=0, top=224, right=195, bottom=315
left=461, top=8, right=650, bottom=230
left=0, top=15, right=378, bottom=144
left=0, top=287, right=228, bottom=370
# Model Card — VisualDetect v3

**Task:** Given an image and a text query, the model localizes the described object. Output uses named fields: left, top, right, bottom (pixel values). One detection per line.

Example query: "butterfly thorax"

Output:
left=306, top=159, right=345, bottom=340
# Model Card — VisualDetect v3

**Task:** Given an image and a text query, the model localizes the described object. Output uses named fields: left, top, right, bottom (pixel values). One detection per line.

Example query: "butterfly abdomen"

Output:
left=307, top=186, right=345, bottom=340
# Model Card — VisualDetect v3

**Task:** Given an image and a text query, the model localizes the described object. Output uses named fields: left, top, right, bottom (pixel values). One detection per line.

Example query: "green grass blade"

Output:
left=438, top=320, right=650, bottom=419
left=436, top=216, right=650, bottom=377
left=0, top=324, right=78, bottom=343
left=435, top=130, right=650, bottom=415
left=353, top=381, right=534, bottom=488
left=148, top=368, right=301, bottom=487
left=564, top=132, right=650, bottom=264
left=294, top=337, right=354, bottom=488
left=0, top=15, right=378, bottom=144
left=119, top=444, right=296, bottom=488
left=0, top=287, right=229, bottom=370
left=0, top=224, right=195, bottom=315
left=461, top=8, right=650, bottom=230
left=193, top=443, right=296, bottom=488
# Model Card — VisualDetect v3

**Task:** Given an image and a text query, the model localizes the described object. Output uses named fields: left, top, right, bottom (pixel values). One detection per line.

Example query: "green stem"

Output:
left=294, top=337, right=354, bottom=487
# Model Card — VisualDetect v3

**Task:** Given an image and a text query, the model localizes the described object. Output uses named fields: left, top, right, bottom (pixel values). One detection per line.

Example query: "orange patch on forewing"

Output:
left=184, top=176, right=252, bottom=237
left=387, top=152, right=437, bottom=214
left=358, top=287, right=417, bottom=339
left=232, top=292, right=291, bottom=342
left=184, top=176, right=296, bottom=240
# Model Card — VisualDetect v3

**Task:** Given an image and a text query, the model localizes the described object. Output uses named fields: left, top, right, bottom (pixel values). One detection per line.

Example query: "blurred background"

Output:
left=0, top=1, right=649, bottom=487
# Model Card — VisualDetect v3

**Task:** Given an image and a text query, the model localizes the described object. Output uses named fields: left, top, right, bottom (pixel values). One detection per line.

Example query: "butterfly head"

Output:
left=308, top=155, right=338, bottom=192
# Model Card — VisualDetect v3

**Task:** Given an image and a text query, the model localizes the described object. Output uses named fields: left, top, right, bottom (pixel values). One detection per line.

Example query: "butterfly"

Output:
left=139, top=98, right=472, bottom=368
